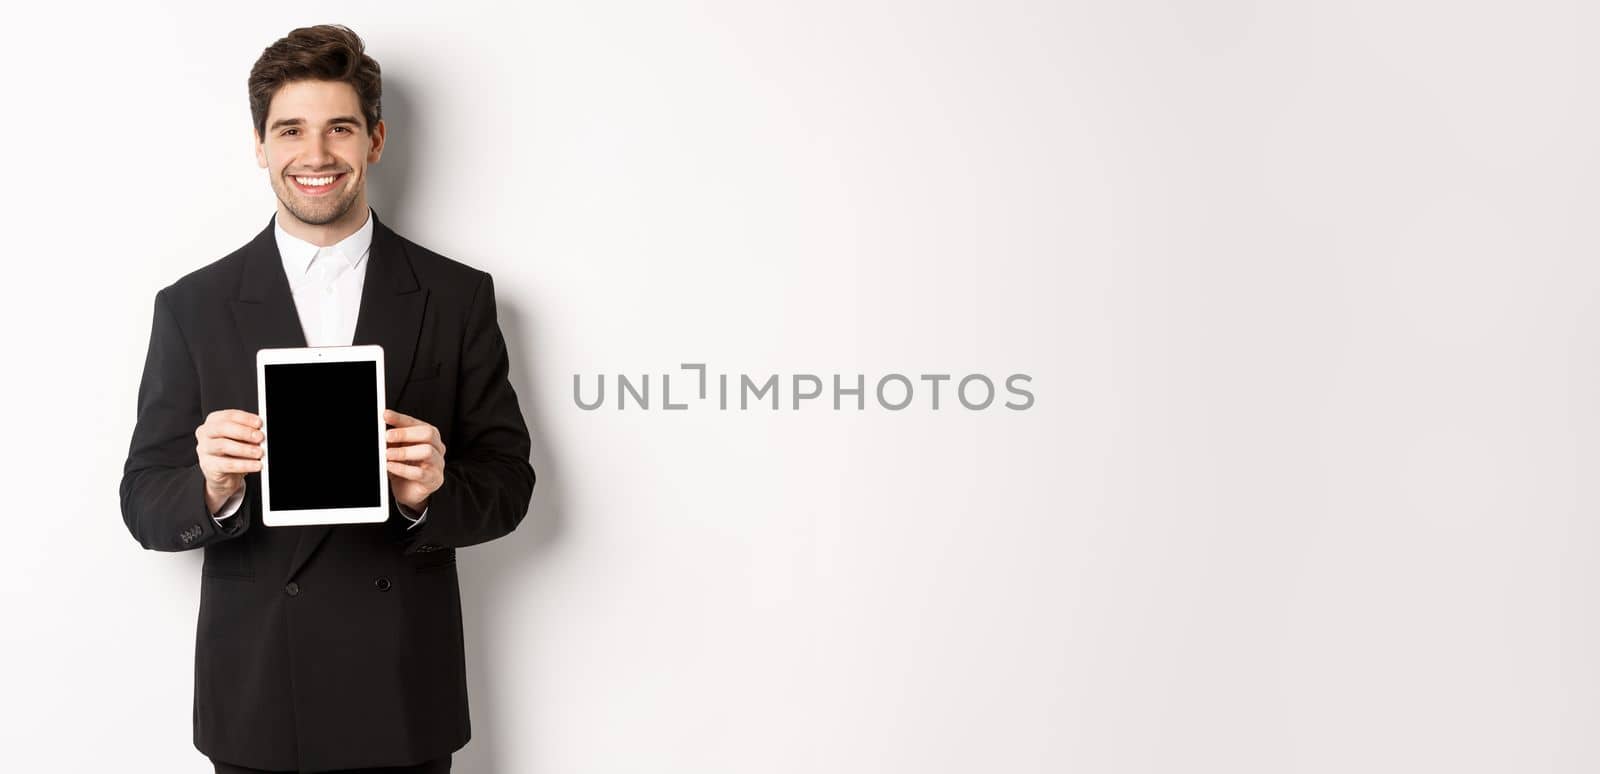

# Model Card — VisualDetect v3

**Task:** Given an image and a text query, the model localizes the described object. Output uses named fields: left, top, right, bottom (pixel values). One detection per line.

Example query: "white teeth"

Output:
left=293, top=175, right=338, bottom=186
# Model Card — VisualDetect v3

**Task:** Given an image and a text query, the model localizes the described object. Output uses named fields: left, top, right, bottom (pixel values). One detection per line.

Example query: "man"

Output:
left=119, top=24, right=535, bottom=773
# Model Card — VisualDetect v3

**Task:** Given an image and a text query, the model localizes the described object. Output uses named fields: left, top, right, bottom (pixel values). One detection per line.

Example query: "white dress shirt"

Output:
left=213, top=207, right=427, bottom=530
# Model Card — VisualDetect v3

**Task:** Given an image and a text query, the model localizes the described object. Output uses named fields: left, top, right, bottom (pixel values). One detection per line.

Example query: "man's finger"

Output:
left=386, top=460, right=424, bottom=480
left=386, top=425, right=436, bottom=444
left=386, top=444, right=436, bottom=462
left=386, top=426, right=444, bottom=454
left=207, top=438, right=265, bottom=459
left=212, top=409, right=262, bottom=428
left=208, top=420, right=264, bottom=443
left=384, top=409, right=421, bottom=426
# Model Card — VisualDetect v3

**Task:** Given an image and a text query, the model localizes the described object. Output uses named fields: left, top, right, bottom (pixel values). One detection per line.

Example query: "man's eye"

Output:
left=281, top=129, right=299, bottom=137
left=331, top=127, right=349, bottom=134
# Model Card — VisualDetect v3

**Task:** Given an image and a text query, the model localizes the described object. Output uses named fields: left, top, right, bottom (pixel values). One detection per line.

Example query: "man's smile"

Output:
left=287, top=172, right=347, bottom=195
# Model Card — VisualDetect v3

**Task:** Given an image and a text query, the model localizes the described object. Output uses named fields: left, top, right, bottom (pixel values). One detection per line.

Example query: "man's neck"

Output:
left=275, top=198, right=371, bottom=247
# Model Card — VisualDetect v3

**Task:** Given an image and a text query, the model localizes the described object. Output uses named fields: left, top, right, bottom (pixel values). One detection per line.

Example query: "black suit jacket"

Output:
left=119, top=211, right=536, bottom=772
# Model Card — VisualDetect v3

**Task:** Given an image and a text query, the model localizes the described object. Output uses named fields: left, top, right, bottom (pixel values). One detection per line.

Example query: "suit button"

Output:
left=284, top=582, right=300, bottom=596
left=375, top=577, right=392, bottom=592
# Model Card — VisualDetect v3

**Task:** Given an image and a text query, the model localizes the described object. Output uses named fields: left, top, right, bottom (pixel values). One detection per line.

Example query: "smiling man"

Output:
left=119, top=24, right=535, bottom=774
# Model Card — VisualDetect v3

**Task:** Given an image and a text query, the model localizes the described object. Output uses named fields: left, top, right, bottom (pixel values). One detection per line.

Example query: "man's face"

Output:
left=254, top=80, right=385, bottom=227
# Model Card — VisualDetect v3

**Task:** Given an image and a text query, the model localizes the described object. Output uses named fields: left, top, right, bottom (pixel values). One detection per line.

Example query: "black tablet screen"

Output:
left=263, top=360, right=382, bottom=510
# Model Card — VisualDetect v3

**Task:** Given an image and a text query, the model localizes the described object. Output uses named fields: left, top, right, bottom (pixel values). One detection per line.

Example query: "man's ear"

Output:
left=254, top=129, right=268, bottom=169
left=367, top=119, right=386, bottom=164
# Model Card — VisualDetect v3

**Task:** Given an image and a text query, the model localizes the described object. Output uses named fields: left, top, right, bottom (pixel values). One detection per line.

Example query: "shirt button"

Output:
left=375, top=577, right=392, bottom=592
left=284, top=582, right=301, bottom=597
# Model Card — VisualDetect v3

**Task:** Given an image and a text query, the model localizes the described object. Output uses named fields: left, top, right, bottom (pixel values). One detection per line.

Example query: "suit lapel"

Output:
left=230, top=210, right=429, bottom=582
left=229, top=219, right=306, bottom=355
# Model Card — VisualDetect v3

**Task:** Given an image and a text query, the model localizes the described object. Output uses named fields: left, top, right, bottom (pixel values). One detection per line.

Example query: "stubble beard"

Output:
left=274, top=174, right=361, bottom=227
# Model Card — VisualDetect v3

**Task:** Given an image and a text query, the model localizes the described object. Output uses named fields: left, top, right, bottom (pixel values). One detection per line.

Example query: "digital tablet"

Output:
left=256, top=345, right=389, bottom=527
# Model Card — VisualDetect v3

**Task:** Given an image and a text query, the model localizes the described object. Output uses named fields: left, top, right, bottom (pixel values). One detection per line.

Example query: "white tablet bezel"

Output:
left=256, top=344, right=389, bottom=527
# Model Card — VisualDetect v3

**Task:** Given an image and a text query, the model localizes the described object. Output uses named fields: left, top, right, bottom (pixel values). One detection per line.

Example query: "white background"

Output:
left=2, top=1, right=1596, bottom=772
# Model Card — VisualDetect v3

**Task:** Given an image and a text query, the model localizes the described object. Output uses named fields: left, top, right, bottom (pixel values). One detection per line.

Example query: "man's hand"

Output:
left=385, top=408, right=445, bottom=513
left=196, top=409, right=264, bottom=514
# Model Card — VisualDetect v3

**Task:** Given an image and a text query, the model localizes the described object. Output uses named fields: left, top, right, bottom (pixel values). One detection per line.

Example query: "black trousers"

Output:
left=211, top=754, right=451, bottom=773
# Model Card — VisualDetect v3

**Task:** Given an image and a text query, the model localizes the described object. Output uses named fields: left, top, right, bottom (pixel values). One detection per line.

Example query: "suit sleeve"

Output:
left=120, top=288, right=252, bottom=551
left=391, top=272, right=535, bottom=554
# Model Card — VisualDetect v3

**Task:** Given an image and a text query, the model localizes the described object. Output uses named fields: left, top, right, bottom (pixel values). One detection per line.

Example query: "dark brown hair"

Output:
left=248, top=25, right=382, bottom=139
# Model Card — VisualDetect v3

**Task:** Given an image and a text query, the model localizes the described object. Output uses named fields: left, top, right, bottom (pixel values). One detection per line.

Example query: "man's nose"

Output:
left=303, top=134, right=335, bottom=168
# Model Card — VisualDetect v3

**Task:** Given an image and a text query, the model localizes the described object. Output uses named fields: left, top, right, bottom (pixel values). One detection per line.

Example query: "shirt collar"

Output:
left=274, top=207, right=375, bottom=279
